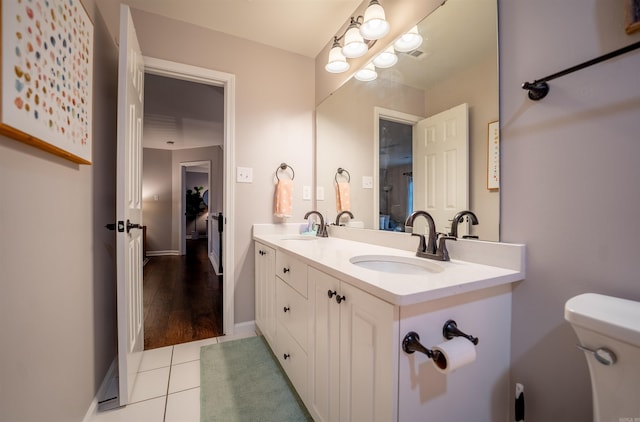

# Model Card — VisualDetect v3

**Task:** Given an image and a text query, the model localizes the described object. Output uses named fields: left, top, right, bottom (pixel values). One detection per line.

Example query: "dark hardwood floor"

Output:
left=143, top=238, right=223, bottom=350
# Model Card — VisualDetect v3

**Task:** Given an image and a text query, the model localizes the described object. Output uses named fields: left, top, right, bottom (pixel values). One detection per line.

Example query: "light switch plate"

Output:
left=303, top=186, right=312, bottom=200
left=362, top=176, right=373, bottom=189
left=236, top=167, right=253, bottom=183
left=317, top=186, right=325, bottom=201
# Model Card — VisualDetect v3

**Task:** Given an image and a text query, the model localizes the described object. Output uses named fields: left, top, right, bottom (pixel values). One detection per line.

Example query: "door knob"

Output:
left=126, top=219, right=142, bottom=233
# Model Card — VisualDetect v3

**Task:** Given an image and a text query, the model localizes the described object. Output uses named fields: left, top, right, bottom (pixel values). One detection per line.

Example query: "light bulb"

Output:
left=394, top=26, right=423, bottom=52
left=355, top=63, right=377, bottom=82
left=342, top=22, right=368, bottom=58
left=372, top=45, right=397, bottom=68
left=325, top=44, right=350, bottom=73
left=360, top=1, right=389, bottom=40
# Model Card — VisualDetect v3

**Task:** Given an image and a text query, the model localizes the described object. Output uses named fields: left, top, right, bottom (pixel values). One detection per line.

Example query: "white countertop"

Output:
left=253, top=225, right=525, bottom=306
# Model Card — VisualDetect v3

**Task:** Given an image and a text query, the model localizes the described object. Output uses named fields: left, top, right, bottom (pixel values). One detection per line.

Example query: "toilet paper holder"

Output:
left=442, top=319, right=479, bottom=345
left=402, top=319, right=479, bottom=358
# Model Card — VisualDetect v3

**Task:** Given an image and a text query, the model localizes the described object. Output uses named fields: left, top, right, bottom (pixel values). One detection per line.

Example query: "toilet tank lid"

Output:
left=565, top=293, right=640, bottom=347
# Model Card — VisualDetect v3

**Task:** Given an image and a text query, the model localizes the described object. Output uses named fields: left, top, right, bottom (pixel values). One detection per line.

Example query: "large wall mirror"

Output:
left=316, top=0, right=499, bottom=241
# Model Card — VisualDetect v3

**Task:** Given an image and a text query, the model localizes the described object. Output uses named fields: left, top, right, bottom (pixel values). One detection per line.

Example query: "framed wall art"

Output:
left=1, top=0, right=94, bottom=164
left=626, top=0, right=640, bottom=34
left=487, top=120, right=499, bottom=191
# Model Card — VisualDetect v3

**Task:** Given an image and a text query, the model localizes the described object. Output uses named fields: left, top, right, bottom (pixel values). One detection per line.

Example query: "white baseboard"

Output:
left=233, top=320, right=256, bottom=336
left=83, top=359, right=117, bottom=422
left=146, top=250, right=180, bottom=256
left=209, top=252, right=223, bottom=276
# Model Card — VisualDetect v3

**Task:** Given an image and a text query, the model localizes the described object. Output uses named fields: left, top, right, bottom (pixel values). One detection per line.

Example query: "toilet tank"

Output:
left=565, top=293, right=640, bottom=422
left=565, top=293, right=640, bottom=347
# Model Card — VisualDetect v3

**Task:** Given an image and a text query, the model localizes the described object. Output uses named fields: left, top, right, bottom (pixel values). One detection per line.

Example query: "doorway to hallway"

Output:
left=143, top=239, right=223, bottom=349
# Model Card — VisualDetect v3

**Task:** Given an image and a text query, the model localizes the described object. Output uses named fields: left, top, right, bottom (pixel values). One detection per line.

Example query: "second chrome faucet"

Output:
left=405, top=210, right=456, bottom=261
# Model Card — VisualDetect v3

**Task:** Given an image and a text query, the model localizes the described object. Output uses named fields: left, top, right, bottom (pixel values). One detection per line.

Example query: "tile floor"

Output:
left=88, top=331, right=257, bottom=422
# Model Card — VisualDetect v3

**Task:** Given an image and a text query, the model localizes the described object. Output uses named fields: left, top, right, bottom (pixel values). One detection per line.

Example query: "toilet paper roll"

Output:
left=431, top=337, right=477, bottom=374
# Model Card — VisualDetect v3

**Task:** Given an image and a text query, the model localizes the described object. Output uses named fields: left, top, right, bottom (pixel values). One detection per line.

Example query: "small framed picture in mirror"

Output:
left=626, top=0, right=640, bottom=34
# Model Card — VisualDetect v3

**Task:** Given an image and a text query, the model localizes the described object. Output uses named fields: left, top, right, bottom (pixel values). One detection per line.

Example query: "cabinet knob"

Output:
left=259, top=250, right=265, bottom=255
left=283, top=267, right=290, bottom=274
left=283, top=306, right=290, bottom=313
left=283, top=353, right=290, bottom=360
left=327, top=290, right=337, bottom=299
left=336, top=294, right=346, bottom=304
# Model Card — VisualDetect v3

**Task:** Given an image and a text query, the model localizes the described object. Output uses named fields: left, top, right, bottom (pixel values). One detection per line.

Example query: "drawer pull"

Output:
left=283, top=267, right=290, bottom=274
left=259, top=250, right=266, bottom=255
left=283, top=306, right=290, bottom=313
left=283, top=353, right=290, bottom=360
left=327, top=290, right=337, bottom=299
left=336, top=294, right=346, bottom=304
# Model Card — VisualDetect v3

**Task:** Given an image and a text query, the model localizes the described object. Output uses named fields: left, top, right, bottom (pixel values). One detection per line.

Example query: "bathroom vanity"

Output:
left=253, top=224, right=525, bottom=422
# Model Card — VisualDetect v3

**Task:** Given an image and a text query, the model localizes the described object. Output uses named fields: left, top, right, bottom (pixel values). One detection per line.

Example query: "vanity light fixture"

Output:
left=393, top=25, right=423, bottom=52
left=372, top=45, right=398, bottom=68
left=355, top=63, right=377, bottom=81
left=342, top=17, right=369, bottom=58
left=324, top=1, right=390, bottom=73
left=325, top=37, right=351, bottom=73
left=360, top=0, right=390, bottom=40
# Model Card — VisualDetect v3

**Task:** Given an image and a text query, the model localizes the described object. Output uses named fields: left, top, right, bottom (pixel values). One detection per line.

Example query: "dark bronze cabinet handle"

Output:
left=283, top=306, right=290, bottom=313
left=283, top=353, right=290, bottom=360
left=336, top=294, right=346, bottom=304
left=283, top=267, right=290, bottom=273
left=328, top=290, right=337, bottom=298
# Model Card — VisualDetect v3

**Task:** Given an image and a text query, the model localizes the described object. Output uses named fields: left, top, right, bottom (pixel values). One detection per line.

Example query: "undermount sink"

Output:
left=280, top=235, right=318, bottom=241
left=349, top=254, right=445, bottom=275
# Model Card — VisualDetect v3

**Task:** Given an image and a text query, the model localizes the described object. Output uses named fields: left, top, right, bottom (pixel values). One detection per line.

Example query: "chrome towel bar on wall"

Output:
left=522, top=40, right=640, bottom=100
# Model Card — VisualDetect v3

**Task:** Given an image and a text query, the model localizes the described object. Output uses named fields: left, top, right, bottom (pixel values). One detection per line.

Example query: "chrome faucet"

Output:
left=335, top=210, right=354, bottom=226
left=304, top=210, right=328, bottom=237
left=405, top=210, right=456, bottom=261
left=449, top=210, right=479, bottom=239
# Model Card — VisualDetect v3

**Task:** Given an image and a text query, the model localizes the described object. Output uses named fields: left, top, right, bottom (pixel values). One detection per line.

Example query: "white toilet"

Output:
left=564, top=293, right=640, bottom=422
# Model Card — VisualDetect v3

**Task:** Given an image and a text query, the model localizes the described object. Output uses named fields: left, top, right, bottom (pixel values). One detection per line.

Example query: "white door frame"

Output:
left=145, top=57, right=235, bottom=336
left=373, top=107, right=422, bottom=230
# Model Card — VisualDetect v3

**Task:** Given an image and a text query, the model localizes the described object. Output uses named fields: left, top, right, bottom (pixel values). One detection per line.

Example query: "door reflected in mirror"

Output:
left=315, top=0, right=499, bottom=241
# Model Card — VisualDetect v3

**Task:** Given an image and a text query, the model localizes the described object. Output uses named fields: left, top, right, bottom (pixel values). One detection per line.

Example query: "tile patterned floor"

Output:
left=87, top=331, right=257, bottom=422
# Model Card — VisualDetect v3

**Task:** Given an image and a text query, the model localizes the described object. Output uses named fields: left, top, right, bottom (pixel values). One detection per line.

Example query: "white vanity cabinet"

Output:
left=308, top=267, right=397, bottom=422
left=255, top=244, right=312, bottom=405
left=254, top=241, right=276, bottom=345
left=274, top=251, right=310, bottom=402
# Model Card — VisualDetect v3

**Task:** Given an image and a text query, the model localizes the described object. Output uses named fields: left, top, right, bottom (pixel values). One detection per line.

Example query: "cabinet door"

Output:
left=254, top=242, right=276, bottom=345
left=339, top=282, right=396, bottom=422
left=309, top=268, right=341, bottom=422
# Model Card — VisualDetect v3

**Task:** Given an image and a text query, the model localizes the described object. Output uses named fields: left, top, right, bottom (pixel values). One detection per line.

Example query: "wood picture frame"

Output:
left=0, top=0, right=94, bottom=164
left=626, top=0, right=640, bottom=34
left=487, top=120, right=499, bottom=191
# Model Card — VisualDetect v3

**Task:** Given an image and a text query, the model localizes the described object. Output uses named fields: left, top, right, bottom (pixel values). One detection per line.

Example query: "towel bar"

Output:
left=276, top=163, right=295, bottom=180
left=335, top=167, right=351, bottom=183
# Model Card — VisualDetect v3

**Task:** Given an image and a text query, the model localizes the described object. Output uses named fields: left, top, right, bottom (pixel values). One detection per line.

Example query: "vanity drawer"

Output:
left=276, top=251, right=308, bottom=297
left=276, top=277, right=308, bottom=351
left=276, top=320, right=308, bottom=401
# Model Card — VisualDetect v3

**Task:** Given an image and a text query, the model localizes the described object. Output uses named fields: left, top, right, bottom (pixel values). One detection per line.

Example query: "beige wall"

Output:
left=124, top=9, right=315, bottom=324
left=143, top=148, right=173, bottom=250
left=0, top=1, right=119, bottom=420
left=500, top=1, right=640, bottom=420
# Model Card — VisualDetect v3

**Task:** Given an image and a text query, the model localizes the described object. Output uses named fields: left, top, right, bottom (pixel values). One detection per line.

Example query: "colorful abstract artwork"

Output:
left=1, top=0, right=93, bottom=164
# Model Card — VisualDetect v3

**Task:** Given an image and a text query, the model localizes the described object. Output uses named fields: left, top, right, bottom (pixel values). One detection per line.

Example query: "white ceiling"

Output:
left=121, top=0, right=362, bottom=58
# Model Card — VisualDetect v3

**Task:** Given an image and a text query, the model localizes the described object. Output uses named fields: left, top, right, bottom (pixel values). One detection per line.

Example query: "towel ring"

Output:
left=335, top=167, right=351, bottom=183
left=276, top=163, right=295, bottom=181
